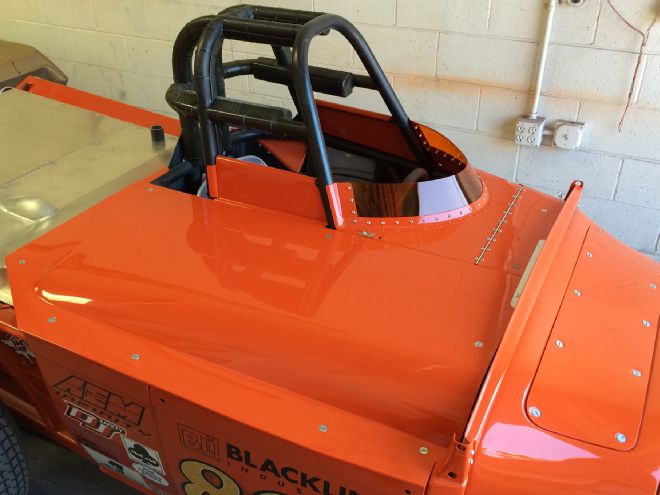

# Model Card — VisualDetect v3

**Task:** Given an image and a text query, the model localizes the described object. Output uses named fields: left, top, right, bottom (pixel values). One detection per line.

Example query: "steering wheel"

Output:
left=403, top=167, right=429, bottom=183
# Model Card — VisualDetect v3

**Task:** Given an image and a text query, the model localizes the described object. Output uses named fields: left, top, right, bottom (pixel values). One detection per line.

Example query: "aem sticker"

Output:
left=122, top=436, right=164, bottom=474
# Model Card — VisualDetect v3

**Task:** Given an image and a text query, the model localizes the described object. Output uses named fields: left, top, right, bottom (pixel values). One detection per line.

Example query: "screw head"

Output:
left=18, top=259, right=26, bottom=265
left=319, top=424, right=328, bottom=433
left=325, top=234, right=332, bottom=239
left=474, top=341, right=484, bottom=348
left=131, top=353, right=140, bottom=360
left=650, top=283, right=657, bottom=289
left=146, top=187, right=153, bottom=192
left=529, top=407, right=542, bottom=418
left=586, top=251, right=593, bottom=258
left=615, top=433, right=627, bottom=444
left=573, top=289, right=582, bottom=297
left=555, top=339, right=564, bottom=349
left=47, top=316, right=57, bottom=324
left=632, top=369, right=642, bottom=377
left=541, top=208, right=548, bottom=214
left=419, top=446, right=429, bottom=455
left=642, top=320, right=651, bottom=328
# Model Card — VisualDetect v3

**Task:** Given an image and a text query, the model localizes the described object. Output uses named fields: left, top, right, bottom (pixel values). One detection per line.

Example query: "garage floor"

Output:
left=21, top=430, right=138, bottom=495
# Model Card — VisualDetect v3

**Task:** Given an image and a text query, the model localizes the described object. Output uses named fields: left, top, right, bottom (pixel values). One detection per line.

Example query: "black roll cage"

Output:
left=166, top=4, right=430, bottom=228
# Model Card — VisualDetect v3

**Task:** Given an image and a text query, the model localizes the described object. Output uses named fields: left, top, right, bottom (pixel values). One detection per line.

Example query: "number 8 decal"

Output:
left=180, top=460, right=240, bottom=495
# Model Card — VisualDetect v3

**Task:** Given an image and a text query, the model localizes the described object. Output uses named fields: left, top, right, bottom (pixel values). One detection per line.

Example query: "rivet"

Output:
left=470, top=450, right=475, bottom=456
left=147, top=187, right=153, bottom=192
left=632, top=369, right=642, bottom=377
left=18, top=259, right=26, bottom=265
left=409, top=220, right=414, bottom=224
left=575, top=181, right=583, bottom=187
left=131, top=353, right=140, bottom=360
left=555, top=339, right=564, bottom=348
left=529, top=407, right=541, bottom=418
left=586, top=251, right=593, bottom=258
left=643, top=320, right=651, bottom=328
left=319, top=424, right=328, bottom=433
left=419, top=447, right=429, bottom=455
left=395, top=220, right=400, bottom=225
left=352, top=219, right=358, bottom=223
left=366, top=221, right=371, bottom=225
left=469, top=459, right=474, bottom=464
left=349, top=198, right=354, bottom=203
left=347, top=185, right=352, bottom=190
left=351, top=210, right=357, bottom=215
left=47, top=316, right=57, bottom=324
left=615, top=433, right=627, bottom=444
left=380, top=221, right=386, bottom=225
left=573, top=289, right=582, bottom=297
left=541, top=208, right=548, bottom=213
left=474, top=341, right=484, bottom=348
left=651, top=283, right=657, bottom=289
left=325, top=234, right=332, bottom=239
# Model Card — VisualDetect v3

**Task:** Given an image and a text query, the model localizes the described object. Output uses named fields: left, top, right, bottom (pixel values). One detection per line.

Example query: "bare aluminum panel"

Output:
left=0, top=89, right=176, bottom=304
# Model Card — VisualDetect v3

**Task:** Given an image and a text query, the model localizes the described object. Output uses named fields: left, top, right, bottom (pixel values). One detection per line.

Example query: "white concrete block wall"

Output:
left=1, top=0, right=658, bottom=261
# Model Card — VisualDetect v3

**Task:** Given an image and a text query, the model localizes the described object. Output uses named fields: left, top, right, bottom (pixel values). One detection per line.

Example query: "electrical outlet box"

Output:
left=554, top=120, right=585, bottom=150
left=515, top=117, right=546, bottom=147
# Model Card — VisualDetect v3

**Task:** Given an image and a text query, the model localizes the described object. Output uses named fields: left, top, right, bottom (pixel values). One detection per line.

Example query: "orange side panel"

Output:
left=18, top=76, right=180, bottom=136
left=213, top=156, right=326, bottom=222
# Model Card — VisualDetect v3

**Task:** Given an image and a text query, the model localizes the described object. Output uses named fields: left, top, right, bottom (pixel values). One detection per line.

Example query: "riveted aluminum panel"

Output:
left=0, top=89, right=176, bottom=304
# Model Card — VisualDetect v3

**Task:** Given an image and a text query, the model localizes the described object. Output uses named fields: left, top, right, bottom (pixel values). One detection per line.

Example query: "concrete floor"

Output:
left=21, top=430, right=139, bottom=495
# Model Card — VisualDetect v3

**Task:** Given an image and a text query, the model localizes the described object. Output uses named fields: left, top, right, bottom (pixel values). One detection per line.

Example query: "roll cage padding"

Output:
left=166, top=4, right=431, bottom=228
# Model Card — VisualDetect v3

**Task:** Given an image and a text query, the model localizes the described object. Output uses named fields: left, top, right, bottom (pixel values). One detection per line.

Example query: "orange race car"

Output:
left=1, top=5, right=659, bottom=495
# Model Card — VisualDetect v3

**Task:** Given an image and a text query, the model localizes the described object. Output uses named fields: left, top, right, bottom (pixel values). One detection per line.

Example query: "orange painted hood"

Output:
left=10, top=173, right=562, bottom=450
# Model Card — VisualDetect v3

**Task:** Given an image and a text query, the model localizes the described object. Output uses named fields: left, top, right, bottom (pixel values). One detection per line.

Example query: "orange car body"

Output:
left=1, top=76, right=658, bottom=495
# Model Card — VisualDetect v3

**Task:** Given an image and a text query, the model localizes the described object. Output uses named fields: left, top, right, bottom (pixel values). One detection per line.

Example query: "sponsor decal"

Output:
left=178, top=423, right=221, bottom=460
left=122, top=436, right=164, bottom=474
left=64, top=402, right=126, bottom=439
left=177, top=426, right=359, bottom=495
left=82, top=445, right=149, bottom=489
left=133, top=463, right=169, bottom=486
left=53, top=375, right=148, bottom=435
left=0, top=332, right=35, bottom=365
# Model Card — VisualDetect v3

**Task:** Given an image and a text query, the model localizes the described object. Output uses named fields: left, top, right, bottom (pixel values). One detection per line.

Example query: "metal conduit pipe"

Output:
left=529, top=0, right=558, bottom=119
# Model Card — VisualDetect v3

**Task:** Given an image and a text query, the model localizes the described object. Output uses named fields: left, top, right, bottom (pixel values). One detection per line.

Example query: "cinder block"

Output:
left=396, top=0, right=489, bottom=33
left=315, top=0, right=396, bottom=26
left=0, top=19, right=27, bottom=44
left=72, top=30, right=129, bottom=70
left=0, top=0, right=44, bottom=22
left=425, top=126, right=519, bottom=180
left=103, top=70, right=172, bottom=113
left=22, top=23, right=78, bottom=61
left=55, top=60, right=108, bottom=96
left=579, top=101, right=660, bottom=161
left=615, top=158, right=660, bottom=209
left=355, top=24, right=438, bottom=77
left=42, top=0, right=96, bottom=29
left=593, top=0, right=659, bottom=52
left=488, top=0, right=599, bottom=45
left=126, top=38, right=173, bottom=78
left=92, top=0, right=149, bottom=37
left=579, top=196, right=660, bottom=252
left=393, top=76, right=480, bottom=130
left=638, top=55, right=660, bottom=108
left=478, top=87, right=579, bottom=138
left=147, top=1, right=217, bottom=41
left=517, top=147, right=621, bottom=200
left=543, top=45, right=638, bottom=103
left=436, top=33, right=536, bottom=90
